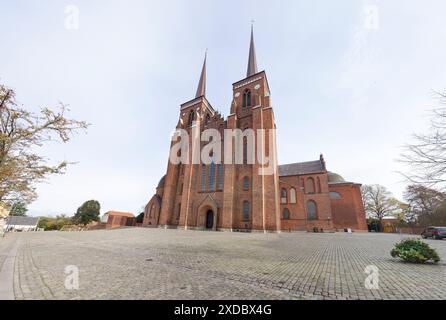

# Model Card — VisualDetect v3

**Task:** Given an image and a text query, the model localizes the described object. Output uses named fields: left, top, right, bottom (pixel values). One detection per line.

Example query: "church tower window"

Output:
left=188, top=110, right=195, bottom=127
left=242, top=89, right=251, bottom=108
left=243, top=176, right=250, bottom=191
left=204, top=114, right=210, bottom=126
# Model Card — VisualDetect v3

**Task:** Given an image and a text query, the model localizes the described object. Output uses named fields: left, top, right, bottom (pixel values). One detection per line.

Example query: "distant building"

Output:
left=102, top=211, right=136, bottom=229
left=5, top=216, right=39, bottom=232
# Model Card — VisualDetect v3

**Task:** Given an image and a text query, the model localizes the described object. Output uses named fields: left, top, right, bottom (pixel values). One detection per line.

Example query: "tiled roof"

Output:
left=105, top=211, right=135, bottom=218
left=279, top=160, right=325, bottom=177
left=6, top=216, right=39, bottom=226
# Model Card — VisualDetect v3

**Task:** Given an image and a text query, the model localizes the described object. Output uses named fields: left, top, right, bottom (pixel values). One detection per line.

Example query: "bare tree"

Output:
left=400, top=92, right=446, bottom=189
left=404, top=184, right=446, bottom=226
left=361, top=184, right=400, bottom=231
left=0, top=84, right=89, bottom=204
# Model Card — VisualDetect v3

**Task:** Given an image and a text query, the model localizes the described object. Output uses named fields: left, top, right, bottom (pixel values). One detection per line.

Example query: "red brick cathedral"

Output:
left=143, top=28, right=367, bottom=233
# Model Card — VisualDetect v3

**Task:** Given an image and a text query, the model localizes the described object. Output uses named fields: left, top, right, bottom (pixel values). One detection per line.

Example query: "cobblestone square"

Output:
left=0, top=228, right=445, bottom=300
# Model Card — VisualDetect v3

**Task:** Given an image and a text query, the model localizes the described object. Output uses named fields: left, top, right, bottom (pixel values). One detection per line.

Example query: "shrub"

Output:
left=391, top=239, right=440, bottom=263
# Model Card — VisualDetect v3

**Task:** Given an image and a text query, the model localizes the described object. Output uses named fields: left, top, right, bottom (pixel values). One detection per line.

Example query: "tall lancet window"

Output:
left=204, top=114, right=210, bottom=127
left=217, top=164, right=224, bottom=191
left=243, top=201, right=250, bottom=220
left=208, top=162, right=216, bottom=192
left=201, top=164, right=206, bottom=192
left=188, top=110, right=195, bottom=127
left=243, top=89, right=251, bottom=108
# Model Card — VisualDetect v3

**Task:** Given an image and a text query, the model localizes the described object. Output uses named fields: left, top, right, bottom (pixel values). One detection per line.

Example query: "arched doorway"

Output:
left=205, top=210, right=214, bottom=229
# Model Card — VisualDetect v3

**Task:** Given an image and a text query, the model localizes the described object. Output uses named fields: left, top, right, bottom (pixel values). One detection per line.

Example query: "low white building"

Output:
left=0, top=204, right=9, bottom=236
left=5, top=216, right=39, bottom=232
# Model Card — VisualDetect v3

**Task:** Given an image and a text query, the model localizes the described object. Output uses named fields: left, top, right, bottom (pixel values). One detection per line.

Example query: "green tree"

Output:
left=135, top=212, right=144, bottom=224
left=38, top=214, right=73, bottom=231
left=9, top=201, right=28, bottom=216
left=0, top=84, right=88, bottom=205
left=73, top=200, right=100, bottom=226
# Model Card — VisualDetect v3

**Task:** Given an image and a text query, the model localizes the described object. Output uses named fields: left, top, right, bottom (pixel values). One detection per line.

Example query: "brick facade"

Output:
left=142, top=30, right=367, bottom=233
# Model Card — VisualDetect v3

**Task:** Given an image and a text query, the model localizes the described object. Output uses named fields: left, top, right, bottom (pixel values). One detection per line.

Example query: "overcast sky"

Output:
left=1, top=0, right=446, bottom=217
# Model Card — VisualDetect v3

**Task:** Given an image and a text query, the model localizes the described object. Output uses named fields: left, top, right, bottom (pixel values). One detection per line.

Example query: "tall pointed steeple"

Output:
left=195, top=51, right=207, bottom=98
left=246, top=24, right=258, bottom=77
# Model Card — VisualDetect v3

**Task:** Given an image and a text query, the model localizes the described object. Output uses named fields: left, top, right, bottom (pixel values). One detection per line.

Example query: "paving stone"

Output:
left=0, top=229, right=445, bottom=300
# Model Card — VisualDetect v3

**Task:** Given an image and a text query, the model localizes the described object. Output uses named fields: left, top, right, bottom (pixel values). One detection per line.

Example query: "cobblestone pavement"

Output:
left=0, top=228, right=445, bottom=300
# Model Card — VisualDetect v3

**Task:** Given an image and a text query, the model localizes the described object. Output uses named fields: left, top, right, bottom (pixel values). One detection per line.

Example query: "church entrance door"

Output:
left=205, top=210, right=214, bottom=229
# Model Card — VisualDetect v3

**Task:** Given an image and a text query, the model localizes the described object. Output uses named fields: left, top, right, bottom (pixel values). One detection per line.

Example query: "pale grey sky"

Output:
left=1, top=0, right=446, bottom=216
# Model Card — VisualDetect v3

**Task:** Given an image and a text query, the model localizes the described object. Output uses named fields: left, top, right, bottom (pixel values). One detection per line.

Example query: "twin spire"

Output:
left=246, top=24, right=258, bottom=77
left=194, top=25, right=258, bottom=99
left=195, top=51, right=207, bottom=98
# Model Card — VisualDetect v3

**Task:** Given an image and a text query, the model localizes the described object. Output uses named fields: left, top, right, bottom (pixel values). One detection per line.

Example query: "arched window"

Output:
left=243, top=201, right=250, bottom=220
left=281, top=188, right=287, bottom=204
left=243, top=176, right=250, bottom=191
left=289, top=188, right=297, bottom=204
left=201, top=164, right=206, bottom=192
left=204, top=114, right=210, bottom=126
left=329, top=192, right=342, bottom=200
left=242, top=89, right=251, bottom=108
left=243, top=136, right=248, bottom=164
left=307, top=200, right=317, bottom=220
left=188, top=110, right=195, bottom=126
left=307, top=177, right=316, bottom=194
left=283, top=208, right=290, bottom=220
left=150, top=204, right=155, bottom=218
left=208, top=162, right=216, bottom=191
left=217, top=164, right=224, bottom=191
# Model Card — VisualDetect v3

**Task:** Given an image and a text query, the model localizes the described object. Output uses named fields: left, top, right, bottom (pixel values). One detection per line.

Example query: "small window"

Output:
left=329, top=192, right=342, bottom=200
left=307, top=200, right=317, bottom=220
left=290, top=188, right=297, bottom=204
left=243, top=176, right=250, bottom=191
left=283, top=208, right=290, bottom=220
left=243, top=201, right=250, bottom=220
left=281, top=188, right=287, bottom=204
